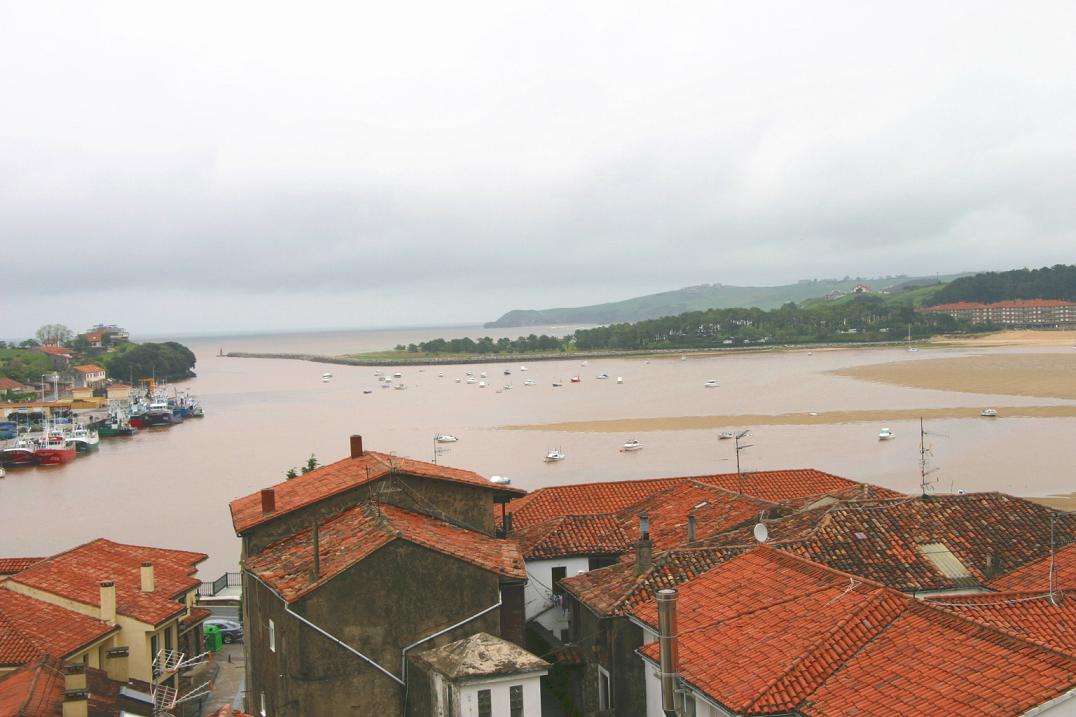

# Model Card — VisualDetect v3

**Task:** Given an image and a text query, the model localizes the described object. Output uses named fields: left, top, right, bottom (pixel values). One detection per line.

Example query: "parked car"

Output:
left=204, top=619, right=243, bottom=644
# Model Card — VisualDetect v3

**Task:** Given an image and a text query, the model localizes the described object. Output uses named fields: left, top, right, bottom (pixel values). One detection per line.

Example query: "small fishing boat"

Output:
left=878, top=427, right=895, bottom=441
left=455, top=378, right=462, bottom=383
left=322, top=372, right=333, bottom=382
left=523, top=379, right=536, bottom=386
left=393, top=372, right=403, bottom=378
left=35, top=431, right=77, bottom=465
left=520, top=365, right=528, bottom=372
left=480, top=371, right=487, bottom=378
left=552, top=381, right=563, bottom=387
left=981, top=408, right=998, bottom=417
left=621, top=439, right=643, bottom=452
left=435, top=434, right=459, bottom=443
left=394, top=383, right=407, bottom=390
left=362, top=389, right=373, bottom=394
left=489, top=475, right=512, bottom=485
left=704, top=380, right=719, bottom=388
left=466, top=377, right=477, bottom=384
left=68, top=425, right=100, bottom=452
left=570, top=376, right=581, bottom=383
left=503, top=369, right=511, bottom=375
left=478, top=381, right=487, bottom=388
left=545, top=449, right=566, bottom=462
left=438, top=371, right=444, bottom=377
left=616, top=376, right=624, bottom=384
left=718, top=432, right=734, bottom=440
left=1, top=440, right=38, bottom=467
left=596, top=373, right=609, bottom=380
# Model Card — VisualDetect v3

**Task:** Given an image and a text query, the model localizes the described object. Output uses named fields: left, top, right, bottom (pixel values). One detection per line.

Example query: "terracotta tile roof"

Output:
left=0, top=655, right=63, bottom=717
left=514, top=514, right=631, bottom=560
left=924, top=591, right=1076, bottom=655
left=246, top=503, right=526, bottom=603
left=560, top=546, right=747, bottom=617
left=0, top=378, right=33, bottom=392
left=799, top=601, right=1076, bottom=717
left=0, top=589, right=117, bottom=666
left=180, top=606, right=213, bottom=630
left=0, top=558, right=44, bottom=575
left=231, top=449, right=524, bottom=534
left=989, top=542, right=1076, bottom=592
left=9, top=539, right=207, bottom=626
left=36, top=346, right=74, bottom=357
left=925, top=299, right=1076, bottom=311
left=73, top=364, right=106, bottom=373
left=634, top=548, right=1076, bottom=716
left=505, top=469, right=888, bottom=529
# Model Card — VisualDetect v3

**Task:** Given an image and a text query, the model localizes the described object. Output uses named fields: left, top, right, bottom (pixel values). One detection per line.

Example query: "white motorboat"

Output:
left=545, top=449, right=566, bottom=462
left=718, top=431, right=734, bottom=440
left=455, top=378, right=462, bottom=383
left=393, top=372, right=403, bottom=378
left=616, top=376, right=624, bottom=384
left=981, top=408, right=998, bottom=417
left=322, top=372, right=333, bottom=379
left=68, top=424, right=100, bottom=452
left=489, top=475, right=512, bottom=485
left=466, top=377, right=477, bottom=384
left=322, top=376, right=331, bottom=383
left=480, top=371, right=487, bottom=378
left=596, top=373, right=609, bottom=380
left=621, top=439, right=643, bottom=452
left=478, top=381, right=487, bottom=388
left=438, top=371, right=444, bottom=377
left=523, top=379, right=537, bottom=386
left=878, top=427, right=895, bottom=440
left=520, top=365, right=528, bottom=371
left=435, top=434, right=458, bottom=443
left=704, top=380, right=719, bottom=388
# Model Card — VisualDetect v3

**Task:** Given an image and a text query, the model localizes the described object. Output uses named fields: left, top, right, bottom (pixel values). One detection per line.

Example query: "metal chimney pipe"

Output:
left=687, top=515, right=697, bottom=543
left=657, top=588, right=681, bottom=717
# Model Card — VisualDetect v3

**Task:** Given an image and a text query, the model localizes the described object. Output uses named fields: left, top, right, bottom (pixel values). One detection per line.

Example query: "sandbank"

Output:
left=932, top=330, right=1076, bottom=348
left=501, top=405, right=1076, bottom=433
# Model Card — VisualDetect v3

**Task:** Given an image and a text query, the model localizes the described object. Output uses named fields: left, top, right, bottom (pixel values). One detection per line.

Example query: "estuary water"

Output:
left=2, top=325, right=1074, bottom=576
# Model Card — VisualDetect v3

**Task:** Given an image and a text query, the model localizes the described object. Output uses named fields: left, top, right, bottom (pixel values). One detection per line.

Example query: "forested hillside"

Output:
left=927, top=265, right=1076, bottom=306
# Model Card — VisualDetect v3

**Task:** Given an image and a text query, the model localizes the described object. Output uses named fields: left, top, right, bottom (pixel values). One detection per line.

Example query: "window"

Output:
left=550, top=566, right=567, bottom=596
left=588, top=556, right=617, bottom=570
left=477, top=689, right=492, bottom=717
left=268, top=619, right=276, bottom=652
left=597, top=666, right=610, bottom=710
left=684, top=692, right=697, bottom=717
left=510, top=684, right=524, bottom=717
left=150, top=633, right=159, bottom=659
left=164, top=625, right=173, bottom=653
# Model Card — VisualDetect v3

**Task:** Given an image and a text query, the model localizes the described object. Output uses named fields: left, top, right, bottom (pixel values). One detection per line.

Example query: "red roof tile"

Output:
left=231, top=449, right=524, bottom=534
left=0, top=558, right=44, bottom=575
left=180, top=606, right=213, bottom=630
left=925, top=299, right=1076, bottom=311
left=0, top=655, right=63, bottom=717
left=633, top=548, right=1076, bottom=716
left=514, top=514, right=631, bottom=560
left=0, top=590, right=117, bottom=666
left=924, top=591, right=1076, bottom=655
left=0, top=378, right=33, bottom=392
left=506, top=469, right=887, bottom=529
left=246, top=503, right=526, bottom=603
left=800, top=602, right=1076, bottom=717
left=9, top=539, right=207, bottom=626
left=72, top=364, right=106, bottom=373
left=36, top=346, right=74, bottom=357
left=989, top=542, right=1076, bottom=592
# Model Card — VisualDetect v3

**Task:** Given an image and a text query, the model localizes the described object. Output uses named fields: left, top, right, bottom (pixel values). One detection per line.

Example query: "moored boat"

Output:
left=1, top=440, right=38, bottom=467
left=545, top=449, right=566, bottom=462
left=718, top=431, right=734, bottom=440
left=981, top=408, right=999, bottom=417
left=878, top=427, right=895, bottom=441
left=98, top=415, right=136, bottom=437
left=435, top=434, right=459, bottom=443
left=35, top=431, right=77, bottom=465
left=68, top=425, right=100, bottom=452
left=621, top=439, right=643, bottom=452
left=704, top=380, right=719, bottom=388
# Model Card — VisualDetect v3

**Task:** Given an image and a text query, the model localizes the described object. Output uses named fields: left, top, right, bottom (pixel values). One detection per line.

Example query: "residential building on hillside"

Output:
left=71, top=364, right=107, bottom=389
left=0, top=539, right=209, bottom=689
left=81, top=325, right=130, bottom=348
left=630, top=546, right=1075, bottom=716
left=231, top=435, right=541, bottom=717
left=557, top=490, right=1075, bottom=716
left=921, top=299, right=1076, bottom=327
left=504, top=470, right=901, bottom=715
left=0, top=654, right=156, bottom=717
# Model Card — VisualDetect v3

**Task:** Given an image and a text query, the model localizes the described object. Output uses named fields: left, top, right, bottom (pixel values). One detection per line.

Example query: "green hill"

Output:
left=926, top=264, right=1076, bottom=306
left=485, top=274, right=967, bottom=328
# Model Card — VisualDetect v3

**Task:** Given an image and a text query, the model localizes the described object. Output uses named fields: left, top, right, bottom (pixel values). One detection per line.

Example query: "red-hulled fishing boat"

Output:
left=1, top=439, right=38, bottom=467
left=35, top=431, right=77, bottom=465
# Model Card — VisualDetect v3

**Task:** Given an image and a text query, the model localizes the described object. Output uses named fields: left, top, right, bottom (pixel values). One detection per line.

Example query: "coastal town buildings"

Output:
left=921, top=298, right=1076, bottom=327
left=71, top=365, right=108, bottom=390
left=81, top=325, right=130, bottom=348
left=0, top=654, right=156, bottom=717
left=0, top=539, right=210, bottom=690
left=231, top=435, right=541, bottom=716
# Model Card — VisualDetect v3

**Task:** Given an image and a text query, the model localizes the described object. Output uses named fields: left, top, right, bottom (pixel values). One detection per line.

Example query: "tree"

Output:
left=19, top=339, right=39, bottom=349
left=35, top=324, right=73, bottom=346
left=285, top=468, right=298, bottom=480
left=68, top=336, right=92, bottom=354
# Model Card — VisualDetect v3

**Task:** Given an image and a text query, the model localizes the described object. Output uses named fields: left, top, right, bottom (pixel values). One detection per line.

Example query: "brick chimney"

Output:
left=350, top=434, right=364, bottom=458
left=260, top=488, right=276, bottom=514
left=635, top=513, right=652, bottom=575
left=62, top=664, right=88, bottom=717
left=140, top=562, right=155, bottom=592
left=99, top=581, right=116, bottom=623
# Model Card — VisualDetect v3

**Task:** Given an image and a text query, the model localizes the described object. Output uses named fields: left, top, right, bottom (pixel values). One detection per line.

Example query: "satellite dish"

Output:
left=753, top=523, right=769, bottom=543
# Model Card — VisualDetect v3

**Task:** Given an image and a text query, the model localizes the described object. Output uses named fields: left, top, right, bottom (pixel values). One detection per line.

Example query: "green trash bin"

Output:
left=203, top=624, right=223, bottom=652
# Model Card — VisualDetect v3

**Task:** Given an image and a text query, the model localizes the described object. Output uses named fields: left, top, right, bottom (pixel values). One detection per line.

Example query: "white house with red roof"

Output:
left=70, top=364, right=107, bottom=389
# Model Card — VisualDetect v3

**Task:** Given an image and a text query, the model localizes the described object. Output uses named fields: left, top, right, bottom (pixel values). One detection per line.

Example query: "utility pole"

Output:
left=734, top=430, right=753, bottom=494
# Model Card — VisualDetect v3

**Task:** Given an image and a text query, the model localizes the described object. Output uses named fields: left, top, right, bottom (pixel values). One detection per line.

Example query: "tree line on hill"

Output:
left=926, top=264, right=1076, bottom=306
left=101, top=342, right=197, bottom=382
left=397, top=294, right=971, bottom=355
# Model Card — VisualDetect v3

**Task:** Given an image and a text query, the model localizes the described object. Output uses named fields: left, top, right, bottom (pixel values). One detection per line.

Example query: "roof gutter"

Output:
left=249, top=573, right=403, bottom=685
left=1022, top=685, right=1076, bottom=716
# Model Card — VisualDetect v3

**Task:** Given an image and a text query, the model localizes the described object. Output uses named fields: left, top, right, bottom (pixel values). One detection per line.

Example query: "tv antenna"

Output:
left=918, top=417, right=940, bottom=496
left=733, top=429, right=753, bottom=494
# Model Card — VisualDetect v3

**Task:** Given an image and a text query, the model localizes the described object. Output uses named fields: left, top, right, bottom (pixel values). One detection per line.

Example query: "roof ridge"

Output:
left=748, top=588, right=908, bottom=712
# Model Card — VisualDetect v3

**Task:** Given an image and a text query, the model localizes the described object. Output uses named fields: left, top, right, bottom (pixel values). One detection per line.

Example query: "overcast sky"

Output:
left=2, top=1, right=1074, bottom=337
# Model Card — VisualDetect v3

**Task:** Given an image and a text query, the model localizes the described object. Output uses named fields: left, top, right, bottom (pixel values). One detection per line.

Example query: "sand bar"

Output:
left=502, top=405, right=1076, bottom=432
left=832, top=353, right=1076, bottom=400
left=933, top=329, right=1076, bottom=347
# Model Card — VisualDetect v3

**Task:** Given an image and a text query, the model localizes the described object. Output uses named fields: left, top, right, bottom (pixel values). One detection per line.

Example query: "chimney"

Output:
left=99, top=581, right=116, bottom=623
left=62, top=664, right=88, bottom=717
left=350, top=434, right=364, bottom=458
left=635, top=513, right=652, bottom=576
left=311, top=520, right=320, bottom=581
left=260, top=488, right=276, bottom=514
left=140, top=561, right=155, bottom=592
left=657, top=589, right=681, bottom=717
left=504, top=513, right=513, bottom=535
left=687, top=514, right=697, bottom=543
